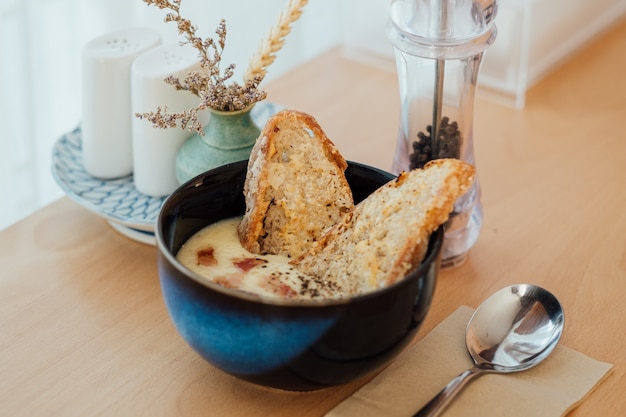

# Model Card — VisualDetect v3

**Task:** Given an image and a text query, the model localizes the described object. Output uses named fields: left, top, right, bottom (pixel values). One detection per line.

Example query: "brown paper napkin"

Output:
left=326, top=306, right=612, bottom=417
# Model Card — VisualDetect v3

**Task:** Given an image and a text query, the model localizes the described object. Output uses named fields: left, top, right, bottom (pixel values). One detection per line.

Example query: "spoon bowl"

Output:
left=414, top=283, right=564, bottom=416
left=467, top=283, right=564, bottom=372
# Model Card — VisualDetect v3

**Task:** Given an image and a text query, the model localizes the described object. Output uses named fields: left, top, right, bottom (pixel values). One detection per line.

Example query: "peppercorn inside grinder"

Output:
left=387, top=0, right=498, bottom=268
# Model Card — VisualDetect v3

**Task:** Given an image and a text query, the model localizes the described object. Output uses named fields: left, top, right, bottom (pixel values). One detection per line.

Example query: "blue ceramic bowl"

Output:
left=156, top=160, right=443, bottom=391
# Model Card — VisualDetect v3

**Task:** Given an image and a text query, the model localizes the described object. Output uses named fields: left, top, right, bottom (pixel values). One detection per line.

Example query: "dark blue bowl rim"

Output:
left=156, top=160, right=444, bottom=307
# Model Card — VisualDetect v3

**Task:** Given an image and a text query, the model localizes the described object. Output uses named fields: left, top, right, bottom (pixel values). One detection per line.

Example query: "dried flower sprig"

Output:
left=136, top=0, right=268, bottom=134
left=136, top=0, right=308, bottom=135
left=244, top=0, right=309, bottom=83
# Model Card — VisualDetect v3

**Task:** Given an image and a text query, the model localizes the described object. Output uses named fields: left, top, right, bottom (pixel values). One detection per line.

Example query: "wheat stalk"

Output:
left=244, top=0, right=309, bottom=83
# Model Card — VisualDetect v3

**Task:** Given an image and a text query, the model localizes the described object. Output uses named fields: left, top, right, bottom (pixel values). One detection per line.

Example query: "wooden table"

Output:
left=2, top=18, right=625, bottom=417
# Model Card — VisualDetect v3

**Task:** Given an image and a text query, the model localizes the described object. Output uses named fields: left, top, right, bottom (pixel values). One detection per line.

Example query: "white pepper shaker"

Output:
left=81, top=27, right=161, bottom=179
left=131, top=43, right=206, bottom=196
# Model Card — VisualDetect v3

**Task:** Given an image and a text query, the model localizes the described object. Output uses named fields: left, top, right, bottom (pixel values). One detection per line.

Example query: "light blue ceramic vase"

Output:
left=175, top=105, right=260, bottom=184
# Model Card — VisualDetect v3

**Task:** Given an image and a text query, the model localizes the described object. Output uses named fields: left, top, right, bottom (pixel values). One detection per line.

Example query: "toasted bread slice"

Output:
left=291, top=159, right=475, bottom=296
left=238, top=110, right=354, bottom=258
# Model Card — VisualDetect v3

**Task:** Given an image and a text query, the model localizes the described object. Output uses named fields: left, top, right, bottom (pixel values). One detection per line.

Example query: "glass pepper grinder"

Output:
left=387, top=0, right=498, bottom=268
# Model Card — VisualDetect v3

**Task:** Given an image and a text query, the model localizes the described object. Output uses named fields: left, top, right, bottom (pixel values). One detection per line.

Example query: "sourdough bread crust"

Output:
left=238, top=110, right=354, bottom=258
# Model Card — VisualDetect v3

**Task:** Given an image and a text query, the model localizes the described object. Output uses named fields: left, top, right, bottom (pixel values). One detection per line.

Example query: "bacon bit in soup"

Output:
left=234, top=257, right=268, bottom=272
left=274, top=282, right=298, bottom=298
left=197, top=247, right=217, bottom=266
left=260, top=273, right=298, bottom=299
left=214, top=273, right=244, bottom=289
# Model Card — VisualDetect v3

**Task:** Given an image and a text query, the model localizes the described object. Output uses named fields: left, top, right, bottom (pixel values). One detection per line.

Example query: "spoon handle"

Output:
left=412, top=367, right=484, bottom=417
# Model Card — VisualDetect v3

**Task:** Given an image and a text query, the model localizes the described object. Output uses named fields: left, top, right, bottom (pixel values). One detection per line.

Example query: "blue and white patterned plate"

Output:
left=51, top=102, right=279, bottom=244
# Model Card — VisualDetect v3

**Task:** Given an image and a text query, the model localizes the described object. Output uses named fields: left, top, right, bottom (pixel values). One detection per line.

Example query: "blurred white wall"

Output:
left=340, top=0, right=626, bottom=107
left=2, top=0, right=624, bottom=230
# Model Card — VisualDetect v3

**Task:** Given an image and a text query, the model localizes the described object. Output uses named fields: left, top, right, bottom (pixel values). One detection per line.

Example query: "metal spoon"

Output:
left=413, top=283, right=565, bottom=417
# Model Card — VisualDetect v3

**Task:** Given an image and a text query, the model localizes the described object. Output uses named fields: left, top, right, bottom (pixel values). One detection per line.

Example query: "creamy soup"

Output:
left=176, top=217, right=344, bottom=300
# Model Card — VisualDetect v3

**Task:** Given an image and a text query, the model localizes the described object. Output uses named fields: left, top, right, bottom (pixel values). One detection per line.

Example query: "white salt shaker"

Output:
left=131, top=43, right=207, bottom=196
left=82, top=27, right=161, bottom=179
